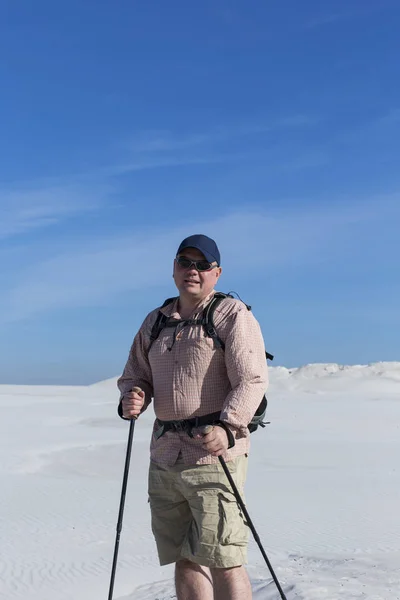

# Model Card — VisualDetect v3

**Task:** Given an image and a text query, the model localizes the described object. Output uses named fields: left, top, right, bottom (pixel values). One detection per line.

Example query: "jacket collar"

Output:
left=160, top=290, right=217, bottom=319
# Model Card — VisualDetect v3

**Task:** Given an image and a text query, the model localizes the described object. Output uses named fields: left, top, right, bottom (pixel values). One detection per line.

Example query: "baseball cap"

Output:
left=176, top=234, right=221, bottom=266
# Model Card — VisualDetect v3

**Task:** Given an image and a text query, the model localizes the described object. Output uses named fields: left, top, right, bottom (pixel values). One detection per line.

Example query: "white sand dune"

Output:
left=0, top=363, right=399, bottom=599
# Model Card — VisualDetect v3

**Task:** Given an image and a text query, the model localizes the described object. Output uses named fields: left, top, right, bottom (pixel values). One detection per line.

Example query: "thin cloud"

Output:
left=305, top=1, right=398, bottom=29
left=0, top=116, right=321, bottom=243
left=336, top=107, right=400, bottom=145
left=305, top=12, right=353, bottom=29
left=0, top=179, right=114, bottom=241
left=376, top=108, right=400, bottom=125
left=1, top=193, right=398, bottom=325
left=109, top=154, right=230, bottom=176
left=123, top=116, right=319, bottom=155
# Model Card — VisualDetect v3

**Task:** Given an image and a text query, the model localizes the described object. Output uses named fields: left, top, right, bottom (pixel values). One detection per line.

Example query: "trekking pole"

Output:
left=108, top=387, right=141, bottom=600
left=202, top=426, right=288, bottom=600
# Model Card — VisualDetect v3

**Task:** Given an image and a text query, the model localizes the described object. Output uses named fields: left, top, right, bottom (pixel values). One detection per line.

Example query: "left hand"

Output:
left=199, top=425, right=229, bottom=457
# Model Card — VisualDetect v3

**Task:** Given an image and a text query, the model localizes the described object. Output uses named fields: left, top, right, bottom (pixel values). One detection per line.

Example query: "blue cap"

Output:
left=177, top=234, right=220, bottom=265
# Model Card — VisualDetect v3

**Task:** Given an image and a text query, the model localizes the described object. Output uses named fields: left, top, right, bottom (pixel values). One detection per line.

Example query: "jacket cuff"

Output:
left=117, top=400, right=130, bottom=420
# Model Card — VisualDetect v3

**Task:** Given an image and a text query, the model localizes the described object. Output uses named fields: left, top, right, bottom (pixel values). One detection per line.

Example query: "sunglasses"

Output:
left=175, top=256, right=217, bottom=272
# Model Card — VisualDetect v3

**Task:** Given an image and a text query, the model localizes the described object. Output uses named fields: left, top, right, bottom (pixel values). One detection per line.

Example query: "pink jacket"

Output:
left=117, top=292, right=268, bottom=466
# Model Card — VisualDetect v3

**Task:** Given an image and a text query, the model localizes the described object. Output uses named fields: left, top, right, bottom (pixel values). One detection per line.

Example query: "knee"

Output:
left=176, top=558, right=198, bottom=571
left=211, top=565, right=242, bottom=579
left=176, top=559, right=210, bottom=575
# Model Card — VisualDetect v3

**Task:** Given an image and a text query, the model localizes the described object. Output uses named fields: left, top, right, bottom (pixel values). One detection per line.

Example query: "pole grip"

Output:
left=128, top=386, right=143, bottom=420
left=201, top=425, right=214, bottom=435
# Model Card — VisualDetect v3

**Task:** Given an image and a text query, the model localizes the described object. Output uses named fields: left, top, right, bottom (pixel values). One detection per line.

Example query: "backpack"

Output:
left=148, top=292, right=273, bottom=433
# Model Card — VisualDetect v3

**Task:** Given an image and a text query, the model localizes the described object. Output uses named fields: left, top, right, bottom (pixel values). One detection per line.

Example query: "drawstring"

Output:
left=167, top=317, right=199, bottom=351
left=168, top=322, right=184, bottom=351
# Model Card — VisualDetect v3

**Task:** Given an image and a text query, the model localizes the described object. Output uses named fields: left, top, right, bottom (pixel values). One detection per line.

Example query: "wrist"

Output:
left=216, top=421, right=235, bottom=449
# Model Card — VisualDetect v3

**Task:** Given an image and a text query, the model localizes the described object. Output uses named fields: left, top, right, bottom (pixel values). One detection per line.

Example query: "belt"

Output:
left=153, top=411, right=235, bottom=448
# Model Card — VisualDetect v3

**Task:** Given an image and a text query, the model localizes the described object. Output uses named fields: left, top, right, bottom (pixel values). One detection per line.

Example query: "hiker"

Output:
left=117, top=234, right=268, bottom=600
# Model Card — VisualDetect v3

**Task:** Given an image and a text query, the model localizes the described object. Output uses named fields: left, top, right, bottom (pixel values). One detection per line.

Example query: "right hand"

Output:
left=121, top=387, right=145, bottom=419
left=199, top=425, right=229, bottom=457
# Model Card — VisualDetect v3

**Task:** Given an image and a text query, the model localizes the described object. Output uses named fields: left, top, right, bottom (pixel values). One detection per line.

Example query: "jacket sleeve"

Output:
left=219, top=305, right=268, bottom=438
left=117, top=313, right=154, bottom=419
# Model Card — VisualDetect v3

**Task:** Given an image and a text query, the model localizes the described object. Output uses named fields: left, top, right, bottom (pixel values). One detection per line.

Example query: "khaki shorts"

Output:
left=148, top=454, right=249, bottom=568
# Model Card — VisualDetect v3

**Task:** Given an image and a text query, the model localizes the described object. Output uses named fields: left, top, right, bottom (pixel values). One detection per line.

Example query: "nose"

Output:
left=181, top=260, right=198, bottom=273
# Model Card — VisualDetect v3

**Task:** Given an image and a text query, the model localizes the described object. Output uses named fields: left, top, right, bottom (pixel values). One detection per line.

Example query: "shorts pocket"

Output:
left=218, top=491, right=248, bottom=547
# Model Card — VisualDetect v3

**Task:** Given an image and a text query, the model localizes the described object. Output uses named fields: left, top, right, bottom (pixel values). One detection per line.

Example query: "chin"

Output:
left=181, top=287, right=201, bottom=296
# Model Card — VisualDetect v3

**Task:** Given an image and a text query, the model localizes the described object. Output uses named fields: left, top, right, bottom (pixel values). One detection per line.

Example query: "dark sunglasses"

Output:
left=175, top=256, right=217, bottom=272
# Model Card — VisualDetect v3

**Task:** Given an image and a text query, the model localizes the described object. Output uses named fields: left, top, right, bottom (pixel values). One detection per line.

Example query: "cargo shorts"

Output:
left=148, top=454, right=249, bottom=568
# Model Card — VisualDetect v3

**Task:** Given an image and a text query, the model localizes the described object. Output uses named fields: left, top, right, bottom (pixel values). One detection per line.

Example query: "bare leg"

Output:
left=211, top=565, right=252, bottom=600
left=175, top=559, right=214, bottom=600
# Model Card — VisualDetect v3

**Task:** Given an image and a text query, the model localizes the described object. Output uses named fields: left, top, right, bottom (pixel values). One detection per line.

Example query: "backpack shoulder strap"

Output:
left=160, top=296, right=178, bottom=309
left=203, top=293, right=275, bottom=361
left=222, top=293, right=274, bottom=361
left=149, top=297, right=177, bottom=347
left=202, top=292, right=233, bottom=350
left=149, top=293, right=275, bottom=358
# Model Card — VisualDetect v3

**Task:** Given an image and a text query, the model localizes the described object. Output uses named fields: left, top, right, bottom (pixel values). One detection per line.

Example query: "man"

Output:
left=117, top=234, right=268, bottom=600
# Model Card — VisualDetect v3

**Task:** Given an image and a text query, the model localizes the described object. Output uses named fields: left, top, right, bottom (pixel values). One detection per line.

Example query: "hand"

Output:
left=121, top=387, right=145, bottom=419
left=200, top=425, right=229, bottom=457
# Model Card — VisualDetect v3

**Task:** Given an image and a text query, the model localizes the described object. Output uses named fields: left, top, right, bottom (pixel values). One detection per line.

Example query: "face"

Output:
left=173, top=247, right=222, bottom=301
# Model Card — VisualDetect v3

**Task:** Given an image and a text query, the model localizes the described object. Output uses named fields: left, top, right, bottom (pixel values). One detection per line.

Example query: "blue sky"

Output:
left=1, top=0, right=399, bottom=385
